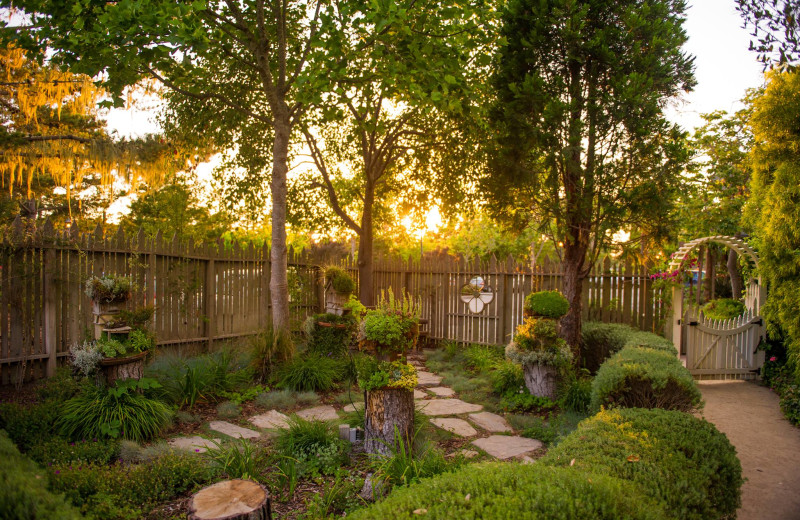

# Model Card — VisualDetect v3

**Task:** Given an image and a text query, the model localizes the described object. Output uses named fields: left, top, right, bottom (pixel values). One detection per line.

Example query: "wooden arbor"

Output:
left=668, top=236, right=766, bottom=379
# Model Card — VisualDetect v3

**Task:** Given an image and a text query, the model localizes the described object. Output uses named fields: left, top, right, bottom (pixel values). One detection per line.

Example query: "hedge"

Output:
left=0, top=429, right=83, bottom=520
left=348, top=462, right=668, bottom=520
left=541, top=408, right=742, bottom=520
left=581, top=322, right=676, bottom=373
left=591, top=345, right=702, bottom=411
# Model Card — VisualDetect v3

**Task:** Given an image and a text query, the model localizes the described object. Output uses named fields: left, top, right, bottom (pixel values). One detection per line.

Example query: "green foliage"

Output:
left=558, top=372, right=592, bottom=414
left=591, top=346, right=701, bottom=412
left=359, top=289, right=420, bottom=354
left=506, top=318, right=572, bottom=368
left=701, top=298, right=746, bottom=320
left=108, top=306, right=154, bottom=329
left=325, top=266, right=356, bottom=294
left=275, top=416, right=347, bottom=477
left=96, top=337, right=126, bottom=358
left=29, top=437, right=120, bottom=466
left=348, top=461, right=668, bottom=520
left=0, top=429, right=83, bottom=520
left=84, top=275, right=134, bottom=303
left=0, top=401, right=61, bottom=452
left=343, top=294, right=367, bottom=317
left=371, top=427, right=459, bottom=490
left=255, top=389, right=297, bottom=410
left=580, top=322, right=677, bottom=373
left=219, top=384, right=268, bottom=405
left=463, top=344, right=503, bottom=372
left=205, top=438, right=261, bottom=480
left=524, top=291, right=570, bottom=319
left=491, top=359, right=525, bottom=395
left=499, top=392, right=557, bottom=414
left=49, top=453, right=216, bottom=520
left=58, top=379, right=173, bottom=442
left=249, top=326, right=295, bottom=383
left=745, top=71, right=800, bottom=378
left=541, top=408, right=743, bottom=520
left=304, top=313, right=356, bottom=357
left=355, top=357, right=417, bottom=392
left=302, top=469, right=364, bottom=519
left=278, top=354, right=341, bottom=392
left=215, top=400, right=240, bottom=419
left=518, top=412, right=586, bottom=446
left=36, top=367, right=82, bottom=402
left=146, top=350, right=252, bottom=408
left=125, top=329, right=154, bottom=354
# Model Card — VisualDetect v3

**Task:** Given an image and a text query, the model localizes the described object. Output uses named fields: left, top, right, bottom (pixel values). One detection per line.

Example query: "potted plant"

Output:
left=324, top=266, right=356, bottom=315
left=96, top=328, right=156, bottom=385
left=85, top=274, right=136, bottom=338
left=355, top=289, right=420, bottom=455
left=508, top=291, right=572, bottom=399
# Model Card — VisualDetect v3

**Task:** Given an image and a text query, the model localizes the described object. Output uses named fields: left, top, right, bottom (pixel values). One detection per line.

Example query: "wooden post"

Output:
left=42, top=221, right=57, bottom=377
left=204, top=258, right=216, bottom=351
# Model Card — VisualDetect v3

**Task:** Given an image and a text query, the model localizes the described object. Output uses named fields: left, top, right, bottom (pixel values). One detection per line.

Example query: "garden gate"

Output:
left=669, top=236, right=766, bottom=380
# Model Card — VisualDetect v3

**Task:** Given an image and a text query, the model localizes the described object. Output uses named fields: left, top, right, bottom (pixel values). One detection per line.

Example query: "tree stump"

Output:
left=188, top=479, right=271, bottom=520
left=523, top=363, right=558, bottom=400
left=364, top=387, right=414, bottom=456
left=98, top=351, right=147, bottom=386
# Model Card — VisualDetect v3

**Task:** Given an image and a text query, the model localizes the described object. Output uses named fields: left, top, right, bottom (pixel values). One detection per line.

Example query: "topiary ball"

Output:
left=524, top=290, right=570, bottom=319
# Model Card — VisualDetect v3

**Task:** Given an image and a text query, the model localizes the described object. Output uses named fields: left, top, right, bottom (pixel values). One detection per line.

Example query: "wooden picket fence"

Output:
left=0, top=219, right=669, bottom=384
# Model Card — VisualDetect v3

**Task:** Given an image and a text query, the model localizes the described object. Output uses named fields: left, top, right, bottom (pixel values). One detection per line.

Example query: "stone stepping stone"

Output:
left=208, top=421, right=260, bottom=440
left=468, top=411, right=512, bottom=433
left=447, top=449, right=479, bottom=459
left=471, top=435, right=543, bottom=460
left=428, top=386, right=455, bottom=397
left=416, top=398, right=483, bottom=416
left=413, top=389, right=428, bottom=399
left=416, top=371, right=443, bottom=387
left=343, top=402, right=365, bottom=412
left=296, top=405, right=339, bottom=422
left=431, top=418, right=478, bottom=437
left=168, top=436, right=220, bottom=453
left=249, top=410, right=289, bottom=429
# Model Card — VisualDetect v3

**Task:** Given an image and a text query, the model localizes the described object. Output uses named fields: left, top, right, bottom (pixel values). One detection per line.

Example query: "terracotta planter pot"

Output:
left=99, top=351, right=147, bottom=386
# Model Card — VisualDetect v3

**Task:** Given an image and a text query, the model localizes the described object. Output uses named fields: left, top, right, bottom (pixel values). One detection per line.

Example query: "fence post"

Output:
left=204, top=257, right=216, bottom=351
left=42, top=221, right=57, bottom=377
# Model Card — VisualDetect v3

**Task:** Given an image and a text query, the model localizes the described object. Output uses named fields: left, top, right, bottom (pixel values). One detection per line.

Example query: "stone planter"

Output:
left=99, top=350, right=147, bottom=386
left=523, top=362, right=558, bottom=400
left=364, top=387, right=414, bottom=456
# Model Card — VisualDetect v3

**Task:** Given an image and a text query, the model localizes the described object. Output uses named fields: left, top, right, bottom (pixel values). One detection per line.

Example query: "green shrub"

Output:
left=36, top=367, right=81, bottom=402
left=519, top=411, right=586, bottom=446
left=701, top=298, right=745, bottom=320
left=370, top=427, right=459, bottom=489
left=58, top=379, right=173, bottom=442
left=325, top=266, right=356, bottom=294
left=524, top=290, right=570, bottom=319
left=29, top=438, right=120, bottom=466
left=219, top=384, right=269, bottom=405
left=348, top=461, right=667, bottom=520
left=296, top=391, right=321, bottom=406
left=580, top=322, right=677, bottom=373
left=49, top=452, right=217, bottom=519
left=499, top=392, right=556, bottom=413
left=0, top=401, right=61, bottom=452
left=278, top=354, right=341, bottom=392
left=249, top=326, right=295, bottom=383
left=463, top=344, right=503, bottom=372
left=541, top=408, right=743, bottom=520
left=591, top=345, right=701, bottom=412
left=491, top=359, right=525, bottom=395
left=559, top=371, right=592, bottom=413
left=304, top=313, right=356, bottom=357
left=255, top=389, right=297, bottom=410
left=506, top=318, right=572, bottom=367
left=205, top=438, right=262, bottom=480
left=125, top=329, right=155, bottom=353
left=215, top=400, right=240, bottom=419
left=0, top=429, right=83, bottom=520
left=274, top=416, right=347, bottom=476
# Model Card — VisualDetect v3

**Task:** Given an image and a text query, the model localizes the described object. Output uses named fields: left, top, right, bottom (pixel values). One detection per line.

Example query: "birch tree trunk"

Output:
left=270, top=107, right=291, bottom=331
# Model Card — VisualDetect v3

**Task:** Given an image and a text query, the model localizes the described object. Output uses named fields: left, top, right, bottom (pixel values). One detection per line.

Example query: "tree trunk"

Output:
left=560, top=242, right=586, bottom=356
left=704, top=248, right=714, bottom=302
left=364, top=387, right=414, bottom=456
left=523, top=363, right=558, bottom=399
left=270, top=108, right=291, bottom=331
left=188, top=479, right=271, bottom=520
left=358, top=186, right=375, bottom=307
left=728, top=248, right=743, bottom=299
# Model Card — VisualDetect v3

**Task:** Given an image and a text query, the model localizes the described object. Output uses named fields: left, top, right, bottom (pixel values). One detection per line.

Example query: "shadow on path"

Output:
left=698, top=381, right=800, bottom=520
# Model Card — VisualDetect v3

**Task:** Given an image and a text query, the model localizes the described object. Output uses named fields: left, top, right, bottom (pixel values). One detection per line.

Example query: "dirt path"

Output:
left=698, top=381, right=800, bottom=520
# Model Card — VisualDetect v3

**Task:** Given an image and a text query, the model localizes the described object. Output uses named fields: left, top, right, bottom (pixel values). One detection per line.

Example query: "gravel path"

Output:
left=698, top=381, right=800, bottom=520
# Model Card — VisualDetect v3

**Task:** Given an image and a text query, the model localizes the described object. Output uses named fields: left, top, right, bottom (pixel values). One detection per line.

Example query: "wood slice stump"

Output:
left=523, top=363, right=558, bottom=400
left=188, top=479, right=271, bottom=520
left=98, top=351, right=146, bottom=386
left=364, top=387, right=414, bottom=456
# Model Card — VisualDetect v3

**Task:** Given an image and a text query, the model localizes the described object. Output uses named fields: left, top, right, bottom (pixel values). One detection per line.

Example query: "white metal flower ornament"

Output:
left=460, top=276, right=494, bottom=313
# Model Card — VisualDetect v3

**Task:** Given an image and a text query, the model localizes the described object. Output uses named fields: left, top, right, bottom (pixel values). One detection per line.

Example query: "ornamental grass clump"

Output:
left=541, top=408, right=742, bottom=520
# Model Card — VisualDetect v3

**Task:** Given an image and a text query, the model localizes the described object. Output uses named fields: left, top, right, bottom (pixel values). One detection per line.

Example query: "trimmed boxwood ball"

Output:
left=591, top=345, right=701, bottom=412
left=524, top=290, right=570, bottom=319
left=541, top=408, right=743, bottom=520
left=701, top=298, right=745, bottom=320
left=348, top=461, right=668, bottom=520
left=325, top=266, right=356, bottom=294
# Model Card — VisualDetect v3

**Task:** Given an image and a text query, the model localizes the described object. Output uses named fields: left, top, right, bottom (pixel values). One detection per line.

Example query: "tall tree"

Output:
left=486, top=0, right=695, bottom=349
left=736, top=0, right=800, bottom=68
left=744, top=70, right=800, bottom=374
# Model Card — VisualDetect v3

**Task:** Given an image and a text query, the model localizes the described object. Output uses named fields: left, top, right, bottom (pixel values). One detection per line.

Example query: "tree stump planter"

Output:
left=523, top=363, right=558, bottom=400
left=364, top=387, right=414, bottom=456
left=98, top=351, right=147, bottom=386
left=188, top=479, right=271, bottom=520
